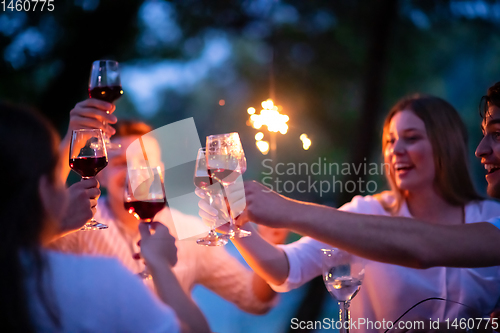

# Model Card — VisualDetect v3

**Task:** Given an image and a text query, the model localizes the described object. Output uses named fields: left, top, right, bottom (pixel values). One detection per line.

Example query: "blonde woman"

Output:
left=200, top=94, right=500, bottom=331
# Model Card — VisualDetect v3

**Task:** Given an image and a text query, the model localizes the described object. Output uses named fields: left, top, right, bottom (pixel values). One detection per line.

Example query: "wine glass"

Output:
left=194, top=148, right=228, bottom=246
left=124, top=166, right=166, bottom=279
left=69, top=129, right=109, bottom=230
left=88, top=59, right=123, bottom=150
left=322, top=248, right=365, bottom=333
left=206, top=132, right=250, bottom=239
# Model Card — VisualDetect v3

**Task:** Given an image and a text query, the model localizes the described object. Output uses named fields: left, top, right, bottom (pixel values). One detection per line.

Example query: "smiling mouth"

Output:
left=485, top=164, right=500, bottom=174
left=394, top=163, right=413, bottom=173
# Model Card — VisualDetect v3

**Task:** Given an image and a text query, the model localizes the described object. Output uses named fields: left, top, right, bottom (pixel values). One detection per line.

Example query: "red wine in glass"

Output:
left=124, top=166, right=166, bottom=279
left=194, top=175, right=222, bottom=194
left=69, top=129, right=108, bottom=230
left=124, top=200, right=166, bottom=221
left=89, top=60, right=122, bottom=150
left=207, top=168, right=241, bottom=186
left=88, top=86, right=123, bottom=103
left=70, top=156, right=108, bottom=178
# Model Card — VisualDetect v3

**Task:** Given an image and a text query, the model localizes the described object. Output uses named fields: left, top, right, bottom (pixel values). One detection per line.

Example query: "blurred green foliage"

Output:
left=1, top=0, right=500, bottom=205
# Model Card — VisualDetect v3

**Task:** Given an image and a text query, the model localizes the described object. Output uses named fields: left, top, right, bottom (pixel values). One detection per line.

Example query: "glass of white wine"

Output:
left=322, top=248, right=365, bottom=333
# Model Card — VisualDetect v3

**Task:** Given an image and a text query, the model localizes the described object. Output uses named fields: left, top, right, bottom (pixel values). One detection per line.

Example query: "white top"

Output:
left=50, top=198, right=272, bottom=314
left=26, top=250, right=179, bottom=333
left=273, top=194, right=500, bottom=332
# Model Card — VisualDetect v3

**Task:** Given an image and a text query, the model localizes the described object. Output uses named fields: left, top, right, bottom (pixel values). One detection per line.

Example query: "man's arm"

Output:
left=238, top=181, right=500, bottom=269
left=140, top=222, right=210, bottom=333
left=45, top=178, right=100, bottom=244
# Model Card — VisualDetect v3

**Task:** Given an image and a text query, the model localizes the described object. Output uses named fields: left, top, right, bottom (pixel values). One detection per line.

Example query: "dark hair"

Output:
left=111, top=119, right=152, bottom=138
left=479, top=82, right=500, bottom=127
left=380, top=94, right=482, bottom=213
left=0, top=103, right=60, bottom=332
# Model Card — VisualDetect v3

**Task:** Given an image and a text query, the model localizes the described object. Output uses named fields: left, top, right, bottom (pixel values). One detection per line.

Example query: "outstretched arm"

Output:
left=140, top=222, right=210, bottom=333
left=237, top=181, right=500, bottom=269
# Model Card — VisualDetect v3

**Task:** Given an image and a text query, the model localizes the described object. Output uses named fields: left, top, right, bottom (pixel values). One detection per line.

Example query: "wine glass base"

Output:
left=81, top=221, right=108, bottom=231
left=225, top=228, right=252, bottom=239
left=196, top=235, right=228, bottom=246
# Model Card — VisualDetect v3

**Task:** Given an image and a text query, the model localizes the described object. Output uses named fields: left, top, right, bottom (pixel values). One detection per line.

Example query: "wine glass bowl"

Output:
left=322, top=248, right=365, bottom=333
left=69, top=129, right=108, bottom=230
left=88, top=60, right=123, bottom=150
left=89, top=60, right=123, bottom=103
left=206, top=133, right=250, bottom=239
left=206, top=133, right=246, bottom=185
left=124, top=166, right=166, bottom=222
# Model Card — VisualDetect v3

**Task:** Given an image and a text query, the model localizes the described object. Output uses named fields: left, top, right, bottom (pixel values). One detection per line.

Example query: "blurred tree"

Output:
left=1, top=0, right=500, bottom=197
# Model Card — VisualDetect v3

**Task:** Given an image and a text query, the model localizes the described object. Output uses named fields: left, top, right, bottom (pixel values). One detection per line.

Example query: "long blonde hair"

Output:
left=379, top=94, right=482, bottom=214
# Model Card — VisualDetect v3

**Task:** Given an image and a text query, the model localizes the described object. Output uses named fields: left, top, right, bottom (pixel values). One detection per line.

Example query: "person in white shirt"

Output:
left=199, top=94, right=500, bottom=331
left=0, top=103, right=210, bottom=333
left=52, top=110, right=276, bottom=314
left=236, top=84, right=500, bottom=269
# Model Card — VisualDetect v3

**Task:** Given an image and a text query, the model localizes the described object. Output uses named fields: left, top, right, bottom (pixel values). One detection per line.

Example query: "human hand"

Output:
left=196, top=180, right=246, bottom=229
left=139, top=222, right=178, bottom=267
left=59, top=178, right=101, bottom=234
left=236, top=180, right=296, bottom=229
left=66, top=98, right=117, bottom=139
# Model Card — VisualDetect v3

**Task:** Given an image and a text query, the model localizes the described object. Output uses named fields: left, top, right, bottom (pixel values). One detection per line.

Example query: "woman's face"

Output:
left=384, top=110, right=435, bottom=193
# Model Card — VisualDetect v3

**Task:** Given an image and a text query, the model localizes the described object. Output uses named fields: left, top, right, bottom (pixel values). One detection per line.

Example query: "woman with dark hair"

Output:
left=199, top=95, right=500, bottom=331
left=0, top=103, right=209, bottom=332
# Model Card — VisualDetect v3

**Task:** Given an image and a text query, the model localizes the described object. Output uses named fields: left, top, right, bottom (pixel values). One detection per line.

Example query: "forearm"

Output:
left=251, top=273, right=276, bottom=304
left=149, top=262, right=210, bottom=333
left=232, top=224, right=289, bottom=286
left=288, top=202, right=500, bottom=268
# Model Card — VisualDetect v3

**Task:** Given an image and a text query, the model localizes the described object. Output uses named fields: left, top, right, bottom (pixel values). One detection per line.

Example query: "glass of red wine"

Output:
left=206, top=132, right=251, bottom=239
left=89, top=59, right=123, bottom=150
left=194, top=148, right=228, bottom=246
left=124, top=166, right=166, bottom=279
left=69, top=129, right=109, bottom=230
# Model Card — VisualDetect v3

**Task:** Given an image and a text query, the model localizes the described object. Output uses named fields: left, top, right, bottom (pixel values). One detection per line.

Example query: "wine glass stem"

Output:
left=139, top=219, right=152, bottom=279
left=339, top=301, right=350, bottom=333
left=82, top=177, right=96, bottom=222
left=220, top=185, right=236, bottom=236
left=207, top=193, right=217, bottom=235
